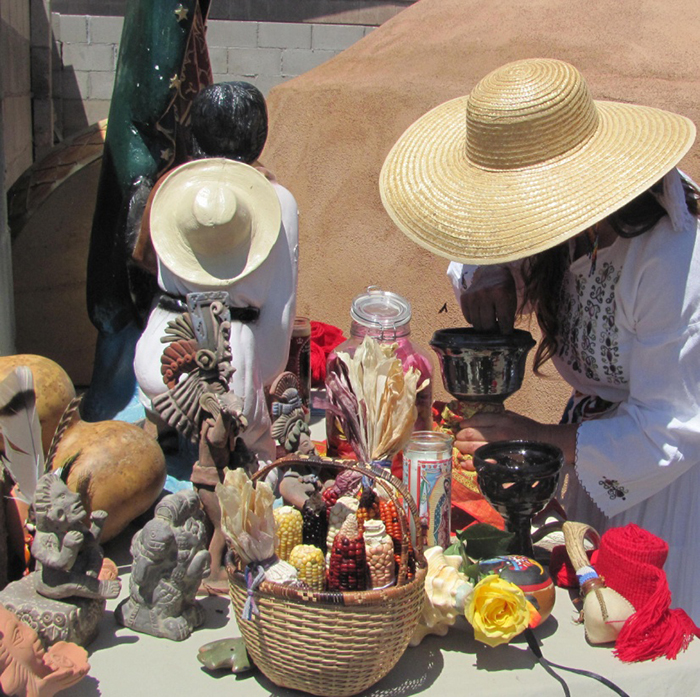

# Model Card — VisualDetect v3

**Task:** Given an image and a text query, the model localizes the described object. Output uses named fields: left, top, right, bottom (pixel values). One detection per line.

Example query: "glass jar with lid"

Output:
left=325, top=287, right=433, bottom=457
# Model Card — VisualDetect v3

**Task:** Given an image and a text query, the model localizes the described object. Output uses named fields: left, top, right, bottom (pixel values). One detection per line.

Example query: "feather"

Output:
left=0, top=366, right=44, bottom=503
left=45, top=395, right=83, bottom=472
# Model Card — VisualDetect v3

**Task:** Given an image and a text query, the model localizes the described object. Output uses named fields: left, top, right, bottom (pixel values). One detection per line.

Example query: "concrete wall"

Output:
left=0, top=0, right=32, bottom=354
left=52, top=12, right=386, bottom=137
left=2, top=0, right=33, bottom=186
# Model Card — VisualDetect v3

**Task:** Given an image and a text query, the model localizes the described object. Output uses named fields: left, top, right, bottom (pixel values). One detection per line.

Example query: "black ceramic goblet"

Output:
left=473, top=440, right=564, bottom=558
left=429, top=328, right=536, bottom=402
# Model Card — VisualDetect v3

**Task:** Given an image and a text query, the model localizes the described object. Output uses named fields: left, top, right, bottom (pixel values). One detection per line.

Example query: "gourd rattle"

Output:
left=563, top=521, right=634, bottom=644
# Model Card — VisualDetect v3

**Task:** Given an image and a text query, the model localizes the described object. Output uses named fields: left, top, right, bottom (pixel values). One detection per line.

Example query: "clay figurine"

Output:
left=193, top=390, right=256, bottom=591
left=115, top=490, right=211, bottom=641
left=150, top=294, right=257, bottom=591
left=269, top=371, right=316, bottom=456
left=31, top=473, right=120, bottom=601
left=0, top=603, right=90, bottom=697
left=197, top=637, right=251, bottom=674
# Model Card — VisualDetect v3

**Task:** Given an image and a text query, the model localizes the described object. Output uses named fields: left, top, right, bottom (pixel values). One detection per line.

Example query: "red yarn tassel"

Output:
left=614, top=566, right=700, bottom=662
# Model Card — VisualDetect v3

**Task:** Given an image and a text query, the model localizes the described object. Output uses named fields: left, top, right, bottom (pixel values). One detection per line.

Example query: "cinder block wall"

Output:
left=2, top=0, right=33, bottom=185
left=52, top=14, right=376, bottom=137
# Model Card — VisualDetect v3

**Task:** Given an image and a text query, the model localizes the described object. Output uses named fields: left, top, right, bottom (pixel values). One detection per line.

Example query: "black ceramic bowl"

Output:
left=429, top=328, right=536, bottom=402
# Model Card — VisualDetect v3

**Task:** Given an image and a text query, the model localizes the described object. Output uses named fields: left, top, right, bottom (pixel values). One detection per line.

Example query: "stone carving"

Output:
left=31, top=473, right=120, bottom=601
left=197, top=637, right=251, bottom=673
left=153, top=294, right=234, bottom=441
left=0, top=603, right=90, bottom=697
left=269, top=371, right=316, bottom=456
left=115, top=490, right=211, bottom=641
left=153, top=294, right=257, bottom=591
left=0, top=577, right=105, bottom=648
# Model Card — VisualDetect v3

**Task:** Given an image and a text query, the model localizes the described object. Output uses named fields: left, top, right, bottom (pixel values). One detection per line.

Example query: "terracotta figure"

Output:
left=0, top=604, right=90, bottom=697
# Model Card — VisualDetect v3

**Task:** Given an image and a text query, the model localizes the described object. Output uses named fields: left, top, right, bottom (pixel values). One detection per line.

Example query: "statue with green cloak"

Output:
left=83, top=0, right=212, bottom=420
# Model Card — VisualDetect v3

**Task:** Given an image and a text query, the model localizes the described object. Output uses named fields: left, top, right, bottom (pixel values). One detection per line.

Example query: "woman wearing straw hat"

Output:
left=380, top=58, right=700, bottom=621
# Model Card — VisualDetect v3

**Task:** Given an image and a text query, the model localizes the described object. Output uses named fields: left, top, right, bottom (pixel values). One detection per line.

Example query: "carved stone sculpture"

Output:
left=0, top=473, right=120, bottom=647
left=0, top=603, right=90, bottom=697
left=269, top=371, right=316, bottom=456
left=153, top=294, right=256, bottom=592
left=115, top=490, right=211, bottom=641
left=30, top=473, right=120, bottom=601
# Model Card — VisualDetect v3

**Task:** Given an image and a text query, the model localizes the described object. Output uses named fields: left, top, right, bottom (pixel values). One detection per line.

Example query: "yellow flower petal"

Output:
left=466, top=575, right=531, bottom=647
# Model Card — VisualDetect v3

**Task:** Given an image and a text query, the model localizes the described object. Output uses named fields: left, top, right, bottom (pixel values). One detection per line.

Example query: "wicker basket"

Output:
left=228, top=454, right=427, bottom=697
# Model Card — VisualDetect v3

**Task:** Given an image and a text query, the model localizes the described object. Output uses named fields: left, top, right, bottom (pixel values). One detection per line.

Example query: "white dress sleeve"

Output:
left=574, top=218, right=700, bottom=516
left=446, top=262, right=477, bottom=304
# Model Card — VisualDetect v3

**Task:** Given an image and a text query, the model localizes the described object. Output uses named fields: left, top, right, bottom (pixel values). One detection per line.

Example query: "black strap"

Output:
left=157, top=292, right=260, bottom=322
left=525, top=629, right=630, bottom=697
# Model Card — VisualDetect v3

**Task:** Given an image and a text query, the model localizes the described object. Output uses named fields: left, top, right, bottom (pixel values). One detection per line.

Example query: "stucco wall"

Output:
left=2, top=0, right=33, bottom=187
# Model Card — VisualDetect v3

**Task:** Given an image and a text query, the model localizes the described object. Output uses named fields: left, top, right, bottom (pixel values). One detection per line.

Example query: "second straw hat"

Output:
left=379, top=58, right=696, bottom=265
left=151, top=158, right=281, bottom=287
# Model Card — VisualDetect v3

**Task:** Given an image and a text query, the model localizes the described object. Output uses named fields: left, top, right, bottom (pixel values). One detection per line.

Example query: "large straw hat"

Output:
left=150, top=158, right=281, bottom=286
left=379, top=58, right=696, bottom=264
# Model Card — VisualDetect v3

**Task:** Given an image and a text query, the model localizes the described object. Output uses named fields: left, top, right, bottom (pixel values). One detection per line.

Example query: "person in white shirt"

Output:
left=379, top=57, right=700, bottom=621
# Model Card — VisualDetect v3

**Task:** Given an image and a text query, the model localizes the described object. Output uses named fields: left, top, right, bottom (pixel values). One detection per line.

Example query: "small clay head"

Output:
left=190, top=82, right=268, bottom=164
left=155, top=490, right=201, bottom=526
left=33, top=474, right=86, bottom=531
left=139, top=519, right=176, bottom=559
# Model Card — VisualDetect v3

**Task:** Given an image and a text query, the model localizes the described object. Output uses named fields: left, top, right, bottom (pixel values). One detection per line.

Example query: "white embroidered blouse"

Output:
left=448, top=213, right=700, bottom=621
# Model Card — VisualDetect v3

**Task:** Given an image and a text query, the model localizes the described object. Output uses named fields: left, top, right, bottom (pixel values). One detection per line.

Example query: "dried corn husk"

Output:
left=217, top=468, right=276, bottom=566
left=326, top=336, right=428, bottom=462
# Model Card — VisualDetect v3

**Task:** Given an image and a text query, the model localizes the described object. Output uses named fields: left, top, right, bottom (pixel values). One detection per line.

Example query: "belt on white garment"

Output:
left=156, top=291, right=260, bottom=322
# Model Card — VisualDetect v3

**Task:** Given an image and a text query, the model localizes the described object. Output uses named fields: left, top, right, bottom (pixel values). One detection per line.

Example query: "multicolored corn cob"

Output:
left=302, top=492, right=328, bottom=553
left=327, top=514, right=367, bottom=591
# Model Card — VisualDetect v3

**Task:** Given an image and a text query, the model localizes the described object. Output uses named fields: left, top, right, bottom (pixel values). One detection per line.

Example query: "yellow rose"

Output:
left=465, top=575, right=531, bottom=648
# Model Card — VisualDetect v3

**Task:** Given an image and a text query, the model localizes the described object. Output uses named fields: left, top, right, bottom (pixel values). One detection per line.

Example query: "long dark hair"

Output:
left=521, top=175, right=700, bottom=373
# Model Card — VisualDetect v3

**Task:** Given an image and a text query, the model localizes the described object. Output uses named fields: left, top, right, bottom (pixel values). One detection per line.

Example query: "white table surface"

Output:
left=71, top=555, right=700, bottom=697
left=71, top=412, right=700, bottom=697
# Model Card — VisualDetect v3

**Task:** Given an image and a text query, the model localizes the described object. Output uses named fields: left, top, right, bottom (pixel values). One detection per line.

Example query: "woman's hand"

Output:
left=461, top=265, right=517, bottom=333
left=455, top=411, right=578, bottom=465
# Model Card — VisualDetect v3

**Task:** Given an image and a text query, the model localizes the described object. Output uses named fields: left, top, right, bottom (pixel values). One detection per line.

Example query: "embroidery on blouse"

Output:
left=560, top=392, right=618, bottom=424
left=558, top=260, right=626, bottom=385
left=598, top=477, right=628, bottom=501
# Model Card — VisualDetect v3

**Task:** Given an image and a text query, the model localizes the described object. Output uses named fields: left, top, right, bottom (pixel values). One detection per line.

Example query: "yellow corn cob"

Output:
left=289, top=544, right=326, bottom=591
left=274, top=505, right=303, bottom=561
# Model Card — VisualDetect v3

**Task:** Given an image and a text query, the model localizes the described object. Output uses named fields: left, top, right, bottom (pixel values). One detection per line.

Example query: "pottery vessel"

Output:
left=474, top=440, right=564, bottom=558
left=430, top=328, right=535, bottom=402
left=478, top=555, right=556, bottom=625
